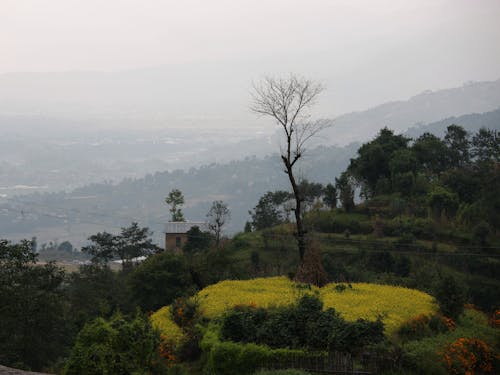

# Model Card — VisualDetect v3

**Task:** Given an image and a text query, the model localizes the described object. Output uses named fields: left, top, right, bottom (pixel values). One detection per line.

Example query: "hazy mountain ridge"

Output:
left=320, top=79, right=500, bottom=145
left=405, top=106, right=500, bottom=138
left=1, top=78, right=499, bottom=198
left=1, top=77, right=500, bottom=247
left=2, top=106, right=498, bottom=247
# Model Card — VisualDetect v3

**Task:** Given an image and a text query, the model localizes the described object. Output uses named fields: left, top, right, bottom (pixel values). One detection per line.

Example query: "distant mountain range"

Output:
left=405, top=106, right=500, bottom=138
left=1, top=70, right=499, bottom=247
left=319, top=79, right=500, bottom=145
left=1, top=64, right=499, bottom=145
left=1, top=107, right=498, bottom=248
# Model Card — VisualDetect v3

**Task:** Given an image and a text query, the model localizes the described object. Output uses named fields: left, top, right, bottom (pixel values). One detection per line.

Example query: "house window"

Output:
left=176, top=237, right=181, bottom=248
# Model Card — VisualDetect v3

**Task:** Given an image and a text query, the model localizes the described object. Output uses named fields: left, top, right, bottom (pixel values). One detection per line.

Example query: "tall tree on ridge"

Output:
left=250, top=74, right=328, bottom=262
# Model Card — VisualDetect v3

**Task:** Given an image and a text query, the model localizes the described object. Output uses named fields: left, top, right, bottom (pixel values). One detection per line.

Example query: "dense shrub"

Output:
left=442, top=338, right=498, bottom=375
left=383, top=217, right=436, bottom=239
left=64, top=311, right=166, bottom=374
left=220, top=305, right=268, bottom=343
left=221, top=294, right=384, bottom=353
left=305, top=211, right=372, bottom=234
left=202, top=324, right=319, bottom=375
left=397, top=314, right=453, bottom=342
left=433, top=275, right=466, bottom=319
left=401, top=308, right=499, bottom=375
left=367, top=251, right=395, bottom=273
left=128, top=252, right=196, bottom=312
left=169, top=297, right=202, bottom=361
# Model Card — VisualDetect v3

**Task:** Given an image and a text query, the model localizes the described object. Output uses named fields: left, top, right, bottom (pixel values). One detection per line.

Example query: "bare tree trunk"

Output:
left=250, top=75, right=327, bottom=266
left=283, top=156, right=306, bottom=261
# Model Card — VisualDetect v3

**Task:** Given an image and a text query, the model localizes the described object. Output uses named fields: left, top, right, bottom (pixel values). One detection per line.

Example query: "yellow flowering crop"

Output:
left=150, top=306, right=186, bottom=343
left=319, top=282, right=437, bottom=334
left=151, top=276, right=437, bottom=341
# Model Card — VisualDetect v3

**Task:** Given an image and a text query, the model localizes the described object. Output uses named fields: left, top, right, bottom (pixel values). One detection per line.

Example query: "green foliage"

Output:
left=433, top=275, right=465, bottom=319
left=170, top=297, right=200, bottom=329
left=367, top=251, right=395, bottom=273
left=205, top=340, right=269, bottom=375
left=305, top=210, right=372, bottom=234
left=64, top=311, right=166, bottom=375
left=183, top=225, right=213, bottom=253
left=169, top=296, right=203, bottom=361
left=0, top=240, right=70, bottom=371
left=165, top=188, right=185, bottom=222
left=397, top=314, right=450, bottom=342
left=335, top=172, right=355, bottom=212
left=66, top=264, right=132, bottom=328
left=220, top=294, right=384, bottom=353
left=322, top=183, right=337, bottom=209
left=202, top=323, right=314, bottom=375
left=472, top=221, right=490, bottom=245
left=427, top=186, right=459, bottom=220
left=471, top=127, right=499, bottom=163
left=383, top=217, right=436, bottom=239
left=207, top=200, right=231, bottom=247
left=244, top=221, right=253, bottom=233
left=250, top=190, right=294, bottom=230
left=401, top=308, right=498, bottom=375
left=444, top=124, right=470, bottom=167
left=412, top=132, right=449, bottom=175
left=347, top=127, right=410, bottom=197
left=297, top=179, right=325, bottom=209
left=128, top=252, right=196, bottom=312
left=82, top=222, right=159, bottom=268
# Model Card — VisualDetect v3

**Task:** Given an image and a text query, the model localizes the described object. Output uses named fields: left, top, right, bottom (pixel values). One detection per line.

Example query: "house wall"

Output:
left=165, top=233, right=188, bottom=253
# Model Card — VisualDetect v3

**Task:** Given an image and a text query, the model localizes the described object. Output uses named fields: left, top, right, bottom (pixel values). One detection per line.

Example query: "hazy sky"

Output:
left=2, top=0, right=500, bottom=116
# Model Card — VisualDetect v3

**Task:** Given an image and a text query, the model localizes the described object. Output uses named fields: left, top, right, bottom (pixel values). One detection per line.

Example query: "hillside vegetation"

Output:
left=152, top=276, right=437, bottom=339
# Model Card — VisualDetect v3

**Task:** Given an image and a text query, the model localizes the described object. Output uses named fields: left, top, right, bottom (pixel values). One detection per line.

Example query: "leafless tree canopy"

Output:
left=250, top=74, right=328, bottom=263
left=250, top=75, right=327, bottom=166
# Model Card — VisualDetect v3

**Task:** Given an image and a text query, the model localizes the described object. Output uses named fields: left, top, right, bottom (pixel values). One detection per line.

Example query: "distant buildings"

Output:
left=164, top=221, right=208, bottom=252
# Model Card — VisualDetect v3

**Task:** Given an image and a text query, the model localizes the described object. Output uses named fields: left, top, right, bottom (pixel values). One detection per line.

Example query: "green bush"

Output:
left=203, top=330, right=313, bottom=375
left=384, top=217, right=435, bottom=239
left=220, top=305, right=267, bottom=343
left=220, top=295, right=384, bottom=353
left=397, top=314, right=450, bottom=342
left=401, top=308, right=499, bottom=375
left=170, top=297, right=200, bottom=329
left=64, top=311, right=166, bottom=374
left=304, top=211, right=372, bottom=234
left=257, top=307, right=298, bottom=348
left=433, top=275, right=465, bottom=319
left=205, top=341, right=269, bottom=375
left=127, top=252, right=196, bottom=312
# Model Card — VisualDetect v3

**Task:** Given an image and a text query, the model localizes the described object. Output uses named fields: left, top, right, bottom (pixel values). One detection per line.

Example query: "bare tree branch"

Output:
left=250, top=74, right=328, bottom=262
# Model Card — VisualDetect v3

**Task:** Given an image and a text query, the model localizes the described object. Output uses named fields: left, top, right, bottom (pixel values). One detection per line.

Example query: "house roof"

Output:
left=164, top=221, right=208, bottom=234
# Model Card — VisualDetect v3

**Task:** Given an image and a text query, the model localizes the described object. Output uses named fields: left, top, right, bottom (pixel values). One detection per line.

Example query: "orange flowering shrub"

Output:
left=158, top=334, right=177, bottom=367
left=170, top=297, right=199, bottom=328
left=398, top=313, right=454, bottom=341
left=441, top=337, right=498, bottom=375
left=442, top=316, right=456, bottom=331
left=490, top=308, right=500, bottom=328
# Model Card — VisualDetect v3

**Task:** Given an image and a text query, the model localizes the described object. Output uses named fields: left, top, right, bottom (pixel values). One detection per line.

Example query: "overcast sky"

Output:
left=1, top=0, right=500, bottom=117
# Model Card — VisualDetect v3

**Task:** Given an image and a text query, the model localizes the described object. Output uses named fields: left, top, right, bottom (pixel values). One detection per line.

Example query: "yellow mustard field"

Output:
left=150, top=306, right=185, bottom=343
left=151, top=276, right=437, bottom=341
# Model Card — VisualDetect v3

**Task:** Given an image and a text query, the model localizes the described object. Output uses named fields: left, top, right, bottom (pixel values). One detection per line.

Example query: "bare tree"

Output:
left=207, top=200, right=230, bottom=248
left=250, top=75, right=328, bottom=261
